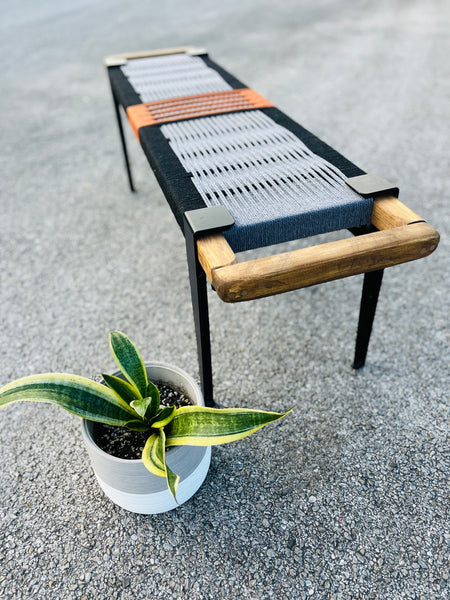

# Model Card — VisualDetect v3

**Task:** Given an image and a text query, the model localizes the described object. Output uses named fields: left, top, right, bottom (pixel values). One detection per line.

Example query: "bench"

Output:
left=104, top=46, right=439, bottom=406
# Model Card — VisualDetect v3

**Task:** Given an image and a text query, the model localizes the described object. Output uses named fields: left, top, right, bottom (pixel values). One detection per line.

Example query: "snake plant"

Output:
left=0, top=331, right=291, bottom=500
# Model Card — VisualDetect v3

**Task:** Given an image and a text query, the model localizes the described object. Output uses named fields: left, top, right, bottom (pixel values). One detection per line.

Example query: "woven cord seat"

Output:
left=105, top=46, right=439, bottom=405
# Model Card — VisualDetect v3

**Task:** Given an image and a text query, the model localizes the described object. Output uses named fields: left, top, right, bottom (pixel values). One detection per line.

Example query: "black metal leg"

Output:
left=111, top=89, right=135, bottom=192
left=183, top=207, right=235, bottom=407
left=353, top=269, right=384, bottom=369
left=185, top=228, right=214, bottom=407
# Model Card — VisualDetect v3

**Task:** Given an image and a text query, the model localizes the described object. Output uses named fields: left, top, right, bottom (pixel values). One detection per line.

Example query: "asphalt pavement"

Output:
left=0, top=1, right=448, bottom=598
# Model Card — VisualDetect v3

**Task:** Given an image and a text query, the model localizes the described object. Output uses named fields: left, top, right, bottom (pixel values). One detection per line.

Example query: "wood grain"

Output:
left=203, top=223, right=439, bottom=302
left=371, top=196, right=423, bottom=229
left=196, top=234, right=236, bottom=281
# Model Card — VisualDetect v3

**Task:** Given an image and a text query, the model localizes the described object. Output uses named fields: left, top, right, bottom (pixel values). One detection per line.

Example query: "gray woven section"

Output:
left=121, top=54, right=232, bottom=102
left=162, top=111, right=372, bottom=251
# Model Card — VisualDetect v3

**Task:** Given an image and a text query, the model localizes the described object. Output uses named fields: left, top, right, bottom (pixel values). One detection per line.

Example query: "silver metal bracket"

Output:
left=104, top=55, right=127, bottom=67
left=186, top=47, right=208, bottom=56
left=184, top=206, right=235, bottom=238
left=346, top=173, right=399, bottom=198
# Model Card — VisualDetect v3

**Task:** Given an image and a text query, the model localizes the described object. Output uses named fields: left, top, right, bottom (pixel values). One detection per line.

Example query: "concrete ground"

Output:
left=0, top=1, right=448, bottom=598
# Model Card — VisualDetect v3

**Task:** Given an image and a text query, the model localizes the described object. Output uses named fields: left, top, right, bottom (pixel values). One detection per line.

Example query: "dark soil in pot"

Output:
left=92, top=382, right=193, bottom=460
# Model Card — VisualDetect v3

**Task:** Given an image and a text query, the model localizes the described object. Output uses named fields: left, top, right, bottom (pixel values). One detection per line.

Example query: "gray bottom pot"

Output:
left=81, top=362, right=211, bottom=514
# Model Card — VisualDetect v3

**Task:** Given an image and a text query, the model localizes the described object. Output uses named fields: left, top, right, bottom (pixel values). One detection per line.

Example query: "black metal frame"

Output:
left=353, top=269, right=384, bottom=369
left=110, top=86, right=136, bottom=193
left=349, top=222, right=385, bottom=370
left=184, top=207, right=235, bottom=407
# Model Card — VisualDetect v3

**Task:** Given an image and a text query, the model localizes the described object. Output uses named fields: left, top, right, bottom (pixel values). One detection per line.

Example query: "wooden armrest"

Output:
left=196, top=197, right=439, bottom=303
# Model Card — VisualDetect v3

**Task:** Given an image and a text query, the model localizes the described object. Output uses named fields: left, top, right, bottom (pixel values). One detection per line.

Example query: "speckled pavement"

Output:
left=0, top=1, right=448, bottom=598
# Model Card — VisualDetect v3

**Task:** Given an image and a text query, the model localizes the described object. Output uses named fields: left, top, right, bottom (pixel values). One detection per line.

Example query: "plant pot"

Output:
left=81, top=362, right=211, bottom=514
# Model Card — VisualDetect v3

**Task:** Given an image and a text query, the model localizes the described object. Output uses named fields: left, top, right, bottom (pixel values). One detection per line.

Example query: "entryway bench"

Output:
left=104, top=46, right=439, bottom=406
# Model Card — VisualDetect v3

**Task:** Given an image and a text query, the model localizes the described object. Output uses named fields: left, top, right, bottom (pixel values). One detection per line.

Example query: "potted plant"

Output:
left=0, top=331, right=291, bottom=514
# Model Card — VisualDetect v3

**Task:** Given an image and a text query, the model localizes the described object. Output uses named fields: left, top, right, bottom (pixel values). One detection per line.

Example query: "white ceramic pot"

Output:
left=81, top=362, right=211, bottom=514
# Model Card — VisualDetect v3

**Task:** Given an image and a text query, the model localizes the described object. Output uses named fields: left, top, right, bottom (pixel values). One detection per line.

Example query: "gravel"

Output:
left=0, top=1, right=448, bottom=599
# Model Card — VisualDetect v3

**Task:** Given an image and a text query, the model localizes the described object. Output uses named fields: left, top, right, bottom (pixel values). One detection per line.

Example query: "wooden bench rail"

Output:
left=104, top=46, right=205, bottom=67
left=370, top=195, right=422, bottom=229
left=196, top=196, right=439, bottom=303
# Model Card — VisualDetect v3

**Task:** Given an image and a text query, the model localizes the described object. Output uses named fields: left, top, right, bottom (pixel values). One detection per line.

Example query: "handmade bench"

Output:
left=104, top=46, right=439, bottom=406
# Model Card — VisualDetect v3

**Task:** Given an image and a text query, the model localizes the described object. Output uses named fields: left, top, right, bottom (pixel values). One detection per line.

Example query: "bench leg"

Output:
left=185, top=235, right=215, bottom=407
left=353, top=269, right=384, bottom=369
left=110, top=88, right=136, bottom=192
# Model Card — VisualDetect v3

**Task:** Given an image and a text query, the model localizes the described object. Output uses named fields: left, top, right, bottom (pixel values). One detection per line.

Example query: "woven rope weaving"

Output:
left=113, top=51, right=373, bottom=252
left=126, top=89, right=274, bottom=135
left=121, top=54, right=231, bottom=102
left=161, top=110, right=371, bottom=250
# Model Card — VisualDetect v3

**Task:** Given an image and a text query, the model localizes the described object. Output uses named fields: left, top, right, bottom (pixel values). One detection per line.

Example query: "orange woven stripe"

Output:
left=126, top=89, right=274, bottom=138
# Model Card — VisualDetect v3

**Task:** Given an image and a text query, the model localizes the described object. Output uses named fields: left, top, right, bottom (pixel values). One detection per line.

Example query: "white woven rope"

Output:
left=121, top=54, right=232, bottom=102
left=161, top=111, right=364, bottom=228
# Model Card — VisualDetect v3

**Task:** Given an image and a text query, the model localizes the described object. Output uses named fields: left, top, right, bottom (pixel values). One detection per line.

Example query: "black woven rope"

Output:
left=138, top=126, right=207, bottom=229
left=108, top=66, right=141, bottom=109
left=106, top=63, right=207, bottom=228
left=263, top=107, right=365, bottom=179
left=199, top=55, right=247, bottom=89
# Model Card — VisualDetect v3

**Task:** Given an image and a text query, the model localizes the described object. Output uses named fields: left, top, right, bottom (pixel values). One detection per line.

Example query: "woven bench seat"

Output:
left=105, top=46, right=439, bottom=405
left=108, top=49, right=374, bottom=252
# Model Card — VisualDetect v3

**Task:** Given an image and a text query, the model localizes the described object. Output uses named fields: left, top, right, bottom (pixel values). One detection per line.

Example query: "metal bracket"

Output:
left=184, top=205, right=235, bottom=239
left=104, top=55, right=127, bottom=67
left=186, top=47, right=208, bottom=56
left=346, top=173, right=399, bottom=198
